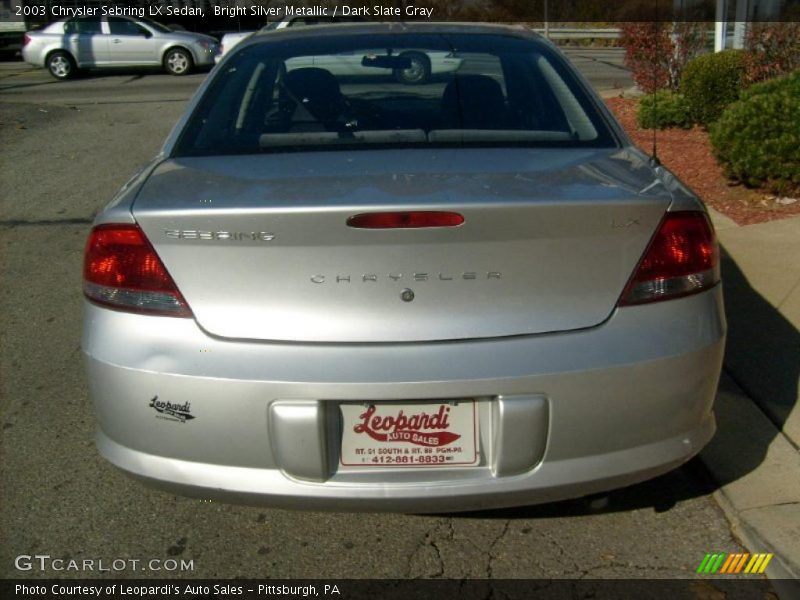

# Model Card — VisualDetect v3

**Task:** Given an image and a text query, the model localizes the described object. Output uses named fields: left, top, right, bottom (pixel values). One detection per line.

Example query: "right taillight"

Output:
left=83, top=224, right=192, bottom=317
left=620, top=211, right=720, bottom=306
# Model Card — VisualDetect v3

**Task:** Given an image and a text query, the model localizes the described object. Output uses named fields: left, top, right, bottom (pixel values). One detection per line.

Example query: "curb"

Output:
left=714, top=490, right=799, bottom=576
left=714, top=491, right=800, bottom=598
left=700, top=373, right=800, bottom=592
left=598, top=85, right=642, bottom=99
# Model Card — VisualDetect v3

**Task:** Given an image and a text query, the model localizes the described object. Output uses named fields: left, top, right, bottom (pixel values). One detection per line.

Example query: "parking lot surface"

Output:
left=0, top=51, right=770, bottom=585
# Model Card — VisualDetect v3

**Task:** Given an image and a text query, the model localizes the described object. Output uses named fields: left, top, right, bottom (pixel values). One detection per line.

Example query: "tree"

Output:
left=621, top=21, right=705, bottom=93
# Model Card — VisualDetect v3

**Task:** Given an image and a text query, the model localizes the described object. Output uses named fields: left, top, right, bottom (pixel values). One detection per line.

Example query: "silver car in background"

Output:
left=22, top=16, right=219, bottom=79
left=83, top=23, right=725, bottom=512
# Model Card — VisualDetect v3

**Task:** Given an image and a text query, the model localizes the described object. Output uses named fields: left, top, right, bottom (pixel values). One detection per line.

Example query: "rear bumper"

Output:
left=192, top=46, right=217, bottom=67
left=21, top=45, right=44, bottom=67
left=98, top=421, right=714, bottom=512
left=83, top=287, right=726, bottom=512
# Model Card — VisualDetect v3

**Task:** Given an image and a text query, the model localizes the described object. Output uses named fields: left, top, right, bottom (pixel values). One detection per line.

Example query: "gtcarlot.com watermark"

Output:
left=15, top=554, right=194, bottom=573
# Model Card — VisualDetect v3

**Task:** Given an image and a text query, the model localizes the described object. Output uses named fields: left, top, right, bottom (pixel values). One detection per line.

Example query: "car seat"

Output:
left=441, top=74, right=507, bottom=129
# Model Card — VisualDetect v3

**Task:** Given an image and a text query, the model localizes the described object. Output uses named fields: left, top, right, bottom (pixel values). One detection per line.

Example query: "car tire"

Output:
left=394, top=52, right=431, bottom=85
left=46, top=51, right=76, bottom=80
left=164, top=48, right=193, bottom=76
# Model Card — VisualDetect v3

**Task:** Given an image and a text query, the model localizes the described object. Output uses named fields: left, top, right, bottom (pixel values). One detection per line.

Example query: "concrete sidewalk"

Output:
left=702, top=209, right=800, bottom=586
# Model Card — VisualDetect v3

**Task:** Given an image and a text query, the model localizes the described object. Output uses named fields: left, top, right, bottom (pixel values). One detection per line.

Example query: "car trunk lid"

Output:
left=133, top=148, right=670, bottom=342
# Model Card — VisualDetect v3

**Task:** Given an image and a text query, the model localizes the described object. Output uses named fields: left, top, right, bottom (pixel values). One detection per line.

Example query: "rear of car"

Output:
left=82, top=24, right=724, bottom=511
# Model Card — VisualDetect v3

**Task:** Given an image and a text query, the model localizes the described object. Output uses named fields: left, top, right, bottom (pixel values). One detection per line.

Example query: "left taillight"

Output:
left=23, top=34, right=31, bottom=47
left=83, top=224, right=192, bottom=317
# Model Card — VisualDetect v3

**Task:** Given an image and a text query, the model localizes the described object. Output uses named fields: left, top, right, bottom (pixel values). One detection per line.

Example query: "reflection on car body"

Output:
left=82, top=23, right=725, bottom=512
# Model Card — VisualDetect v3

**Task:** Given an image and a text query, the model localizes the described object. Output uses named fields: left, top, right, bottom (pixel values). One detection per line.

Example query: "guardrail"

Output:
left=532, top=27, right=622, bottom=40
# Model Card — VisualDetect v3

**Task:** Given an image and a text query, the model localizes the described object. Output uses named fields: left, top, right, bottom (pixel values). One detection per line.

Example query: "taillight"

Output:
left=620, top=211, right=719, bottom=306
left=23, top=34, right=31, bottom=47
left=347, top=211, right=464, bottom=229
left=83, top=224, right=192, bottom=317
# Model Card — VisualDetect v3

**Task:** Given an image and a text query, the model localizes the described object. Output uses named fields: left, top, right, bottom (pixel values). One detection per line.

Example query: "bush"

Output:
left=621, top=22, right=704, bottom=93
left=744, top=22, right=800, bottom=84
left=710, top=72, right=800, bottom=194
left=637, top=91, right=693, bottom=129
left=740, top=68, right=800, bottom=99
left=680, top=50, right=746, bottom=125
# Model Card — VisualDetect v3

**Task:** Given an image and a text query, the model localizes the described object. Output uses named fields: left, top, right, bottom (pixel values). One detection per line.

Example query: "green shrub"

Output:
left=637, top=91, right=693, bottom=129
left=710, top=72, right=800, bottom=194
left=739, top=68, right=800, bottom=99
left=681, top=50, right=746, bottom=125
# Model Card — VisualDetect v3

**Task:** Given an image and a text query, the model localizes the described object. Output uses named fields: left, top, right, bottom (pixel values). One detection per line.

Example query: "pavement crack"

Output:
left=486, top=519, right=511, bottom=579
left=405, top=517, right=449, bottom=579
left=428, top=519, right=453, bottom=578
left=543, top=529, right=582, bottom=574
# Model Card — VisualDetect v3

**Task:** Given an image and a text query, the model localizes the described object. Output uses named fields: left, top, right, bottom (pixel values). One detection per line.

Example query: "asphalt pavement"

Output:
left=0, top=47, right=634, bottom=104
left=0, top=50, right=777, bottom=590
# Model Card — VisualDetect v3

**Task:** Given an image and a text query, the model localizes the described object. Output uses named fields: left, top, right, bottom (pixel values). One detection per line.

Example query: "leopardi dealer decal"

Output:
left=340, top=402, right=479, bottom=467
left=354, top=404, right=460, bottom=447
left=149, top=396, right=195, bottom=423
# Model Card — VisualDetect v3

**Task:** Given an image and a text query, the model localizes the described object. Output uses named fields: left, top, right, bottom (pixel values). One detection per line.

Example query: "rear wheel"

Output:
left=393, top=52, right=431, bottom=85
left=164, top=48, right=193, bottom=76
left=47, top=51, right=76, bottom=80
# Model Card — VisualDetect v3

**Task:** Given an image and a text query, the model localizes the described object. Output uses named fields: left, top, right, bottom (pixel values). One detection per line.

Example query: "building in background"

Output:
left=714, top=0, right=787, bottom=51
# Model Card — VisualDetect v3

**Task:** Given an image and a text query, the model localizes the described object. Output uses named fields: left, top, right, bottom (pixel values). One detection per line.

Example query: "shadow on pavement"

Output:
left=0, top=67, right=209, bottom=93
left=0, top=79, right=61, bottom=92
left=453, top=457, right=717, bottom=520
left=720, top=248, right=800, bottom=437
left=71, top=66, right=213, bottom=79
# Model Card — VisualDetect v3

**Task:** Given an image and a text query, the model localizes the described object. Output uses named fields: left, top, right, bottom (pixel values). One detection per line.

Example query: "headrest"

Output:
left=285, top=68, right=343, bottom=121
left=442, top=74, right=506, bottom=129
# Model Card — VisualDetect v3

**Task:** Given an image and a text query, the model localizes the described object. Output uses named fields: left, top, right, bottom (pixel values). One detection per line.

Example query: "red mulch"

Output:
left=605, top=97, right=800, bottom=225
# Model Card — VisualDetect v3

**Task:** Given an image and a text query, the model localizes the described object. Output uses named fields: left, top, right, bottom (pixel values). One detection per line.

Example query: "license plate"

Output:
left=339, top=401, right=478, bottom=468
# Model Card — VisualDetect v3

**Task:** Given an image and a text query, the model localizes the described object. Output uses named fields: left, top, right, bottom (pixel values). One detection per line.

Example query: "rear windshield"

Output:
left=174, top=32, right=617, bottom=157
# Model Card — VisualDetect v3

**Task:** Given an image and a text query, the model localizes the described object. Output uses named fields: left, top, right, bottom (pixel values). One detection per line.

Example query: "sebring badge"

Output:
left=165, top=229, right=275, bottom=241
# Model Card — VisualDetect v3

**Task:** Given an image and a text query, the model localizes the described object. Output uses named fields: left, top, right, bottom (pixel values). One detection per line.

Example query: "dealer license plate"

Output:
left=340, top=401, right=478, bottom=468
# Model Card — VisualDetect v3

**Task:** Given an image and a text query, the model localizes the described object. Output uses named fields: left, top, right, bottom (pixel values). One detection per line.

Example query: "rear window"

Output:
left=174, top=32, right=616, bottom=157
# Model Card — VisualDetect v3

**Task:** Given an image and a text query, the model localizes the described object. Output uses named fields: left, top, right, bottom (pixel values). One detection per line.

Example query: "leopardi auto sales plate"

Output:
left=340, top=401, right=478, bottom=467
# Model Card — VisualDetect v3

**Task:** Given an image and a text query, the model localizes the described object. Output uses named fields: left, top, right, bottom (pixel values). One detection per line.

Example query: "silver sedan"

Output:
left=83, top=23, right=725, bottom=512
left=22, top=16, right=218, bottom=79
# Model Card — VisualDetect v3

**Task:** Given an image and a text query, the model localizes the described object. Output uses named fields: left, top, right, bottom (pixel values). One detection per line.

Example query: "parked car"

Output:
left=22, top=16, right=219, bottom=79
left=83, top=23, right=724, bottom=512
left=217, top=16, right=365, bottom=64
left=218, top=15, right=453, bottom=85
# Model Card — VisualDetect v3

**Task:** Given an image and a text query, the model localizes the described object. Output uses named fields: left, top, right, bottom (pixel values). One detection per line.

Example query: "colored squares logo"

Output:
left=697, top=553, right=773, bottom=574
